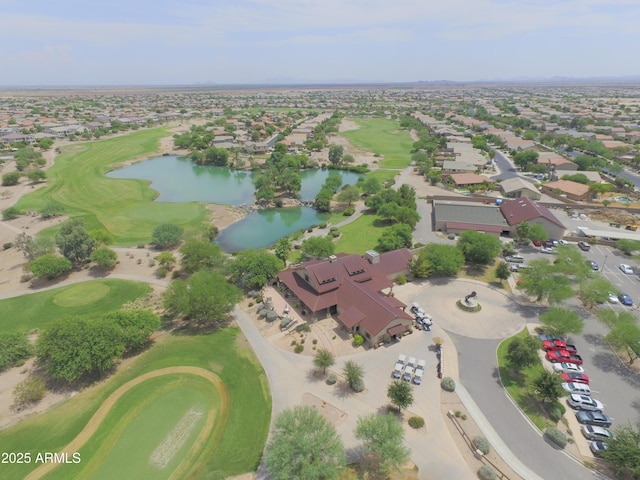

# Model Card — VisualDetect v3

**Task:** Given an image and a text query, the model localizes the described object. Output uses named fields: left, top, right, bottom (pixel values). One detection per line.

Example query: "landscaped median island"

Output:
left=0, top=328, right=271, bottom=480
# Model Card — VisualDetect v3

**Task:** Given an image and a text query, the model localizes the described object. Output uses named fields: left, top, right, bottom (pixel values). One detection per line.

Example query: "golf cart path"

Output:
left=24, top=366, right=228, bottom=480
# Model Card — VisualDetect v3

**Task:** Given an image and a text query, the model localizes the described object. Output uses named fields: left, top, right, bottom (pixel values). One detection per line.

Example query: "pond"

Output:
left=108, top=156, right=362, bottom=204
left=107, top=156, right=361, bottom=250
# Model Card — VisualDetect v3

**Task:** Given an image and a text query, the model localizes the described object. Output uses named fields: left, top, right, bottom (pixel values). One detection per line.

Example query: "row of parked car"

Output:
left=541, top=335, right=613, bottom=457
left=391, top=355, right=425, bottom=385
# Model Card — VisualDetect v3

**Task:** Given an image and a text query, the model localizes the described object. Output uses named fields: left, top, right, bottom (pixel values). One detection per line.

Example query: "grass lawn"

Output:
left=47, top=375, right=217, bottom=480
left=0, top=279, right=151, bottom=333
left=340, top=118, right=413, bottom=170
left=365, top=169, right=399, bottom=185
left=496, top=329, right=557, bottom=430
left=336, top=213, right=389, bottom=254
left=457, top=258, right=513, bottom=294
left=14, top=129, right=209, bottom=246
left=0, top=328, right=271, bottom=480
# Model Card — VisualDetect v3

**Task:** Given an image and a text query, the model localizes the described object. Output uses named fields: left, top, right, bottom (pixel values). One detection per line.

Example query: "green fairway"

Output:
left=336, top=213, right=387, bottom=254
left=48, top=375, right=217, bottom=480
left=14, top=129, right=209, bottom=245
left=0, top=279, right=151, bottom=333
left=340, top=118, right=413, bottom=170
left=0, top=328, right=271, bottom=480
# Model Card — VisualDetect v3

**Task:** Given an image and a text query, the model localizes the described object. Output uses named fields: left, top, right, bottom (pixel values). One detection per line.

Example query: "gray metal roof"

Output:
left=433, top=200, right=508, bottom=228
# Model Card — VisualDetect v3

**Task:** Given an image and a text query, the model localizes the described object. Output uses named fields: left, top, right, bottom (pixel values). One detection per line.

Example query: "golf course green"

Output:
left=14, top=129, right=209, bottom=245
left=0, top=279, right=151, bottom=332
left=0, top=328, right=271, bottom=480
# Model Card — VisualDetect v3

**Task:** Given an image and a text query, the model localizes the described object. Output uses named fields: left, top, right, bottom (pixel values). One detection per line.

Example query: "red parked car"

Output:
left=542, top=339, right=578, bottom=354
left=561, top=371, right=590, bottom=384
left=532, top=240, right=543, bottom=247
left=546, top=349, right=584, bottom=365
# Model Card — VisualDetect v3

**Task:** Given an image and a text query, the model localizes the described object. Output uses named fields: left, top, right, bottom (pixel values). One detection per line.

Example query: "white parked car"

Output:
left=413, top=359, right=426, bottom=385
left=562, top=382, right=591, bottom=396
left=402, top=365, right=414, bottom=382
left=392, top=361, right=404, bottom=379
left=541, top=247, right=555, bottom=254
left=619, top=264, right=634, bottom=274
left=553, top=362, right=585, bottom=374
left=567, top=394, right=604, bottom=412
left=608, top=292, right=620, bottom=304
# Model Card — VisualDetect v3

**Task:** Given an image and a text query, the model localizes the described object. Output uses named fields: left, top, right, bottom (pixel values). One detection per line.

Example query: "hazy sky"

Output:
left=1, top=0, right=638, bottom=85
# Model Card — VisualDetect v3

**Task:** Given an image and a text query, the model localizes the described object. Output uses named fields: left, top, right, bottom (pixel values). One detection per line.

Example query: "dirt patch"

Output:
left=441, top=390, right=524, bottom=480
left=205, top=203, right=248, bottom=230
left=301, top=392, right=348, bottom=427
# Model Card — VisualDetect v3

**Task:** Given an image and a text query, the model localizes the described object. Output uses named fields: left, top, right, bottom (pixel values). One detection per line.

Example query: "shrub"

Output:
left=3, top=242, right=13, bottom=250
left=307, top=228, right=313, bottom=233
left=13, top=376, right=46, bottom=405
left=472, top=436, right=491, bottom=455
left=330, top=226, right=338, bottom=232
left=352, top=333, right=364, bottom=346
left=171, top=270, right=181, bottom=279
left=0, top=331, right=32, bottom=372
left=156, top=267, right=169, bottom=278
left=2, top=171, right=21, bottom=186
left=351, top=379, right=365, bottom=392
left=441, top=377, right=456, bottom=392
left=248, top=302, right=254, bottom=308
left=408, top=416, right=425, bottom=429
left=478, top=465, right=496, bottom=480
left=331, top=231, right=340, bottom=238
left=2, top=206, right=21, bottom=220
left=326, top=373, right=337, bottom=385
left=547, top=401, right=566, bottom=423
left=343, top=208, right=355, bottom=216
left=312, top=339, right=318, bottom=345
left=544, top=427, right=567, bottom=448
left=295, top=323, right=311, bottom=333
left=319, top=222, right=327, bottom=228
left=294, top=344, right=304, bottom=354
left=396, top=274, right=407, bottom=285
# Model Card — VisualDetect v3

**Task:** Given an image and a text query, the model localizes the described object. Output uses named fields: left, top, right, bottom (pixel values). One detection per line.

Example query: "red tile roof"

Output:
left=499, top=197, right=565, bottom=228
left=278, top=249, right=413, bottom=336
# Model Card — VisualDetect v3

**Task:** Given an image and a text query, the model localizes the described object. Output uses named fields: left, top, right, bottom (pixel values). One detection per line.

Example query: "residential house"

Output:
left=540, top=180, right=590, bottom=202
left=500, top=177, right=542, bottom=200
left=445, top=173, right=495, bottom=188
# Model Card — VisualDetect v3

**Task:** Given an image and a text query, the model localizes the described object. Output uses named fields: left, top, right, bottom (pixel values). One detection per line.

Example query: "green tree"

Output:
left=101, top=309, right=161, bottom=352
left=204, top=146, right=229, bottom=166
left=553, top=245, right=592, bottom=280
left=362, top=176, right=382, bottom=195
left=179, top=237, right=226, bottom=273
left=328, top=145, right=344, bottom=165
left=313, top=348, right=335, bottom=375
left=457, top=230, right=502, bottom=266
left=601, top=422, right=640, bottom=479
left=532, top=369, right=564, bottom=403
left=90, top=246, right=117, bottom=270
left=336, top=185, right=360, bottom=206
left=519, top=259, right=574, bottom=304
left=155, top=251, right=177, bottom=269
left=606, top=319, right=640, bottom=365
left=540, top=307, right=584, bottom=337
left=163, top=271, right=241, bottom=326
left=616, top=239, right=640, bottom=255
left=387, top=380, right=414, bottom=411
left=226, top=249, right=282, bottom=290
left=29, top=254, right=73, bottom=280
left=324, top=173, right=343, bottom=193
left=36, top=316, right=125, bottom=383
left=26, top=169, right=46, bottom=183
left=355, top=413, right=410, bottom=474
left=14, top=232, right=55, bottom=260
left=343, top=360, right=365, bottom=390
left=410, top=244, right=464, bottom=278
left=495, top=261, right=511, bottom=284
left=528, top=223, right=549, bottom=243
left=2, top=172, right=21, bottom=186
left=515, top=222, right=531, bottom=243
left=377, top=223, right=413, bottom=252
left=151, top=223, right=183, bottom=249
left=0, top=331, right=32, bottom=372
left=274, top=237, right=292, bottom=266
left=301, top=236, right=335, bottom=258
left=55, top=218, right=96, bottom=265
left=579, top=275, right=614, bottom=309
left=506, top=334, right=539, bottom=368
left=264, top=405, right=345, bottom=480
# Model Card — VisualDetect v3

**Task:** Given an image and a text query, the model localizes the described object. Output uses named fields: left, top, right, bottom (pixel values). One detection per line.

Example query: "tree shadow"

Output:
left=306, top=368, right=326, bottom=382
left=464, top=264, right=488, bottom=277
left=583, top=333, right=607, bottom=348
left=591, top=352, right=640, bottom=389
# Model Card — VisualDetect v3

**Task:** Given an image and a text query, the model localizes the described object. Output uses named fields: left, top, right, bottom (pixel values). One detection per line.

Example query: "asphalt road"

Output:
left=491, top=150, right=538, bottom=185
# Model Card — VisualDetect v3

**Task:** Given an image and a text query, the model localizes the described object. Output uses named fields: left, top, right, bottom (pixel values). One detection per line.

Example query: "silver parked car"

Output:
left=567, top=394, right=604, bottom=412
left=581, top=425, right=613, bottom=442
